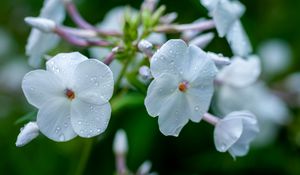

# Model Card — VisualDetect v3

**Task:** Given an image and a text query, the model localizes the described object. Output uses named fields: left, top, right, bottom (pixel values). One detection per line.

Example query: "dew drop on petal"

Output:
left=194, top=106, right=199, bottom=111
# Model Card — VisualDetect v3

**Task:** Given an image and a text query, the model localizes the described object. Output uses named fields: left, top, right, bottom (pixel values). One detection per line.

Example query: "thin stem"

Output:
left=65, top=1, right=122, bottom=37
left=114, top=58, right=131, bottom=92
left=154, top=20, right=215, bottom=33
left=55, top=27, right=112, bottom=47
left=75, top=139, right=93, bottom=175
left=103, top=52, right=115, bottom=65
left=203, top=113, right=220, bottom=126
left=116, top=154, right=127, bottom=175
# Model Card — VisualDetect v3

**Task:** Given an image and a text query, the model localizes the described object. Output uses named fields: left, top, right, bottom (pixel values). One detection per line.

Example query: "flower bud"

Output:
left=139, top=66, right=152, bottom=80
left=16, top=122, right=39, bottom=147
left=113, top=129, right=128, bottom=155
left=137, top=161, right=152, bottom=175
left=25, top=17, right=56, bottom=33
left=189, top=32, right=215, bottom=48
left=138, top=40, right=153, bottom=57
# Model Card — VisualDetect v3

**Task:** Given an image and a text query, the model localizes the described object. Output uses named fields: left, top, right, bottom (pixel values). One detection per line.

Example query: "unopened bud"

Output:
left=138, top=40, right=153, bottom=57
left=137, top=161, right=152, bottom=175
left=25, top=17, right=56, bottom=33
left=16, top=122, right=39, bottom=147
left=113, top=129, right=128, bottom=155
left=139, top=66, right=152, bottom=80
left=160, top=12, right=178, bottom=24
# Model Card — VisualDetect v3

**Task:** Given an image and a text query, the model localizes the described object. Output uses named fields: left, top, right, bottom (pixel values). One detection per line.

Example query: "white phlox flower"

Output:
left=145, top=39, right=218, bottom=136
left=16, top=122, right=39, bottom=147
left=216, top=55, right=261, bottom=87
left=200, top=0, right=252, bottom=57
left=214, top=111, right=259, bottom=158
left=26, top=0, right=65, bottom=68
left=22, top=52, right=114, bottom=142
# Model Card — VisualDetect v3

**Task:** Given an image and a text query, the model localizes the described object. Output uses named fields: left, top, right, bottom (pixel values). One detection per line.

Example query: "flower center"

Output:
left=65, top=88, right=75, bottom=100
left=178, top=81, right=189, bottom=92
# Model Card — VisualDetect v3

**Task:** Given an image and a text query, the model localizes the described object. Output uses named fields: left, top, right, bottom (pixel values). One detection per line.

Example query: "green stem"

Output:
left=75, top=139, right=94, bottom=175
left=114, top=58, right=131, bottom=93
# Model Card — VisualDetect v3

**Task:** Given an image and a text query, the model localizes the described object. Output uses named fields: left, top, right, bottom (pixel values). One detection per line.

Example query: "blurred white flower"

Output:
left=22, top=52, right=114, bottom=142
left=137, top=161, right=152, bottom=175
left=145, top=39, right=218, bottom=136
left=216, top=55, right=261, bottom=87
left=0, top=27, right=15, bottom=57
left=26, top=0, right=65, bottom=68
left=258, top=39, right=292, bottom=76
left=285, top=72, right=300, bottom=94
left=113, top=129, right=128, bottom=155
left=16, top=122, right=39, bottom=147
left=200, top=0, right=252, bottom=57
left=217, top=82, right=290, bottom=145
left=25, top=17, right=56, bottom=33
left=0, top=58, right=31, bottom=92
left=214, top=111, right=259, bottom=158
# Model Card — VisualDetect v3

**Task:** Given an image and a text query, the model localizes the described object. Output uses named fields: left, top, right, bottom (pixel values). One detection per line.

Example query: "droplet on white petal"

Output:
left=71, top=100, right=111, bottom=138
left=216, top=56, right=261, bottom=87
left=213, top=0, right=245, bottom=37
left=113, top=129, right=128, bottom=155
left=37, top=98, right=77, bottom=142
left=16, top=122, right=39, bottom=147
left=226, top=21, right=252, bottom=57
left=74, top=59, right=114, bottom=105
left=46, top=52, right=88, bottom=86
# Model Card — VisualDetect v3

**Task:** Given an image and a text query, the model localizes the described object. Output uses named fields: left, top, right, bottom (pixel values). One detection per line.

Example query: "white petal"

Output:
left=26, top=30, right=60, bottom=68
left=46, top=52, right=88, bottom=86
left=37, top=98, right=77, bottom=142
left=150, top=39, right=188, bottom=78
left=228, top=142, right=249, bottom=157
left=213, top=0, right=245, bottom=37
left=217, top=56, right=261, bottom=87
left=25, top=0, right=65, bottom=68
left=214, top=117, right=243, bottom=152
left=22, top=70, right=65, bottom=108
left=145, top=73, right=179, bottom=117
left=226, top=21, right=252, bottom=57
left=146, top=32, right=166, bottom=45
left=185, top=45, right=218, bottom=84
left=158, top=92, right=190, bottom=136
left=70, top=99, right=111, bottom=138
left=200, top=0, right=219, bottom=12
left=74, top=59, right=114, bottom=105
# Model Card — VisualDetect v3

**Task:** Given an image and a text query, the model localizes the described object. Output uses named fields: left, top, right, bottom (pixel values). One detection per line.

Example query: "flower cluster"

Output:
left=18, top=0, right=284, bottom=167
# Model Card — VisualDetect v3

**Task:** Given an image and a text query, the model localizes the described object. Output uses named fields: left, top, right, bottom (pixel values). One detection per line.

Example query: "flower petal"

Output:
left=214, top=117, right=243, bottom=152
left=46, top=52, right=88, bottom=87
left=226, top=21, right=252, bottom=57
left=216, top=56, right=261, bottom=87
left=213, top=0, right=245, bottom=37
left=157, top=92, right=190, bottom=136
left=150, top=39, right=188, bottom=78
left=228, top=142, right=249, bottom=157
left=71, top=99, right=111, bottom=138
left=144, top=73, right=179, bottom=117
left=37, top=98, right=77, bottom=142
left=74, top=59, right=114, bottom=105
left=22, top=70, right=65, bottom=108
left=184, top=45, right=218, bottom=83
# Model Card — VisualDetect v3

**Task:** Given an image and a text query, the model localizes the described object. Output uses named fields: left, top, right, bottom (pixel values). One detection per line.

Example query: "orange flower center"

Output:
left=65, top=89, right=75, bottom=100
left=178, top=81, right=188, bottom=92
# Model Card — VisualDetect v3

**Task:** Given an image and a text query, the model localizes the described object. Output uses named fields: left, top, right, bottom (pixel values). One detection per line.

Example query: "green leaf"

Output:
left=15, top=111, right=37, bottom=125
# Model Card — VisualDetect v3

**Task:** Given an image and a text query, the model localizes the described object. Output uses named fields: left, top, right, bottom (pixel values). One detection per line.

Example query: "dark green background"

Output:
left=0, top=0, right=300, bottom=174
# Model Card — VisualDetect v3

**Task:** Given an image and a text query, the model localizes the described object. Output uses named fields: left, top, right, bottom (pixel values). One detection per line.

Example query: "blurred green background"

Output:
left=1, top=0, right=300, bottom=174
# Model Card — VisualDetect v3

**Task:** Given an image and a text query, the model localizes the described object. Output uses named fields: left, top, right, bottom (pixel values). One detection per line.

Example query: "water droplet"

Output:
left=194, top=106, right=199, bottom=111
left=78, top=121, right=82, bottom=125
left=63, top=122, right=68, bottom=127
